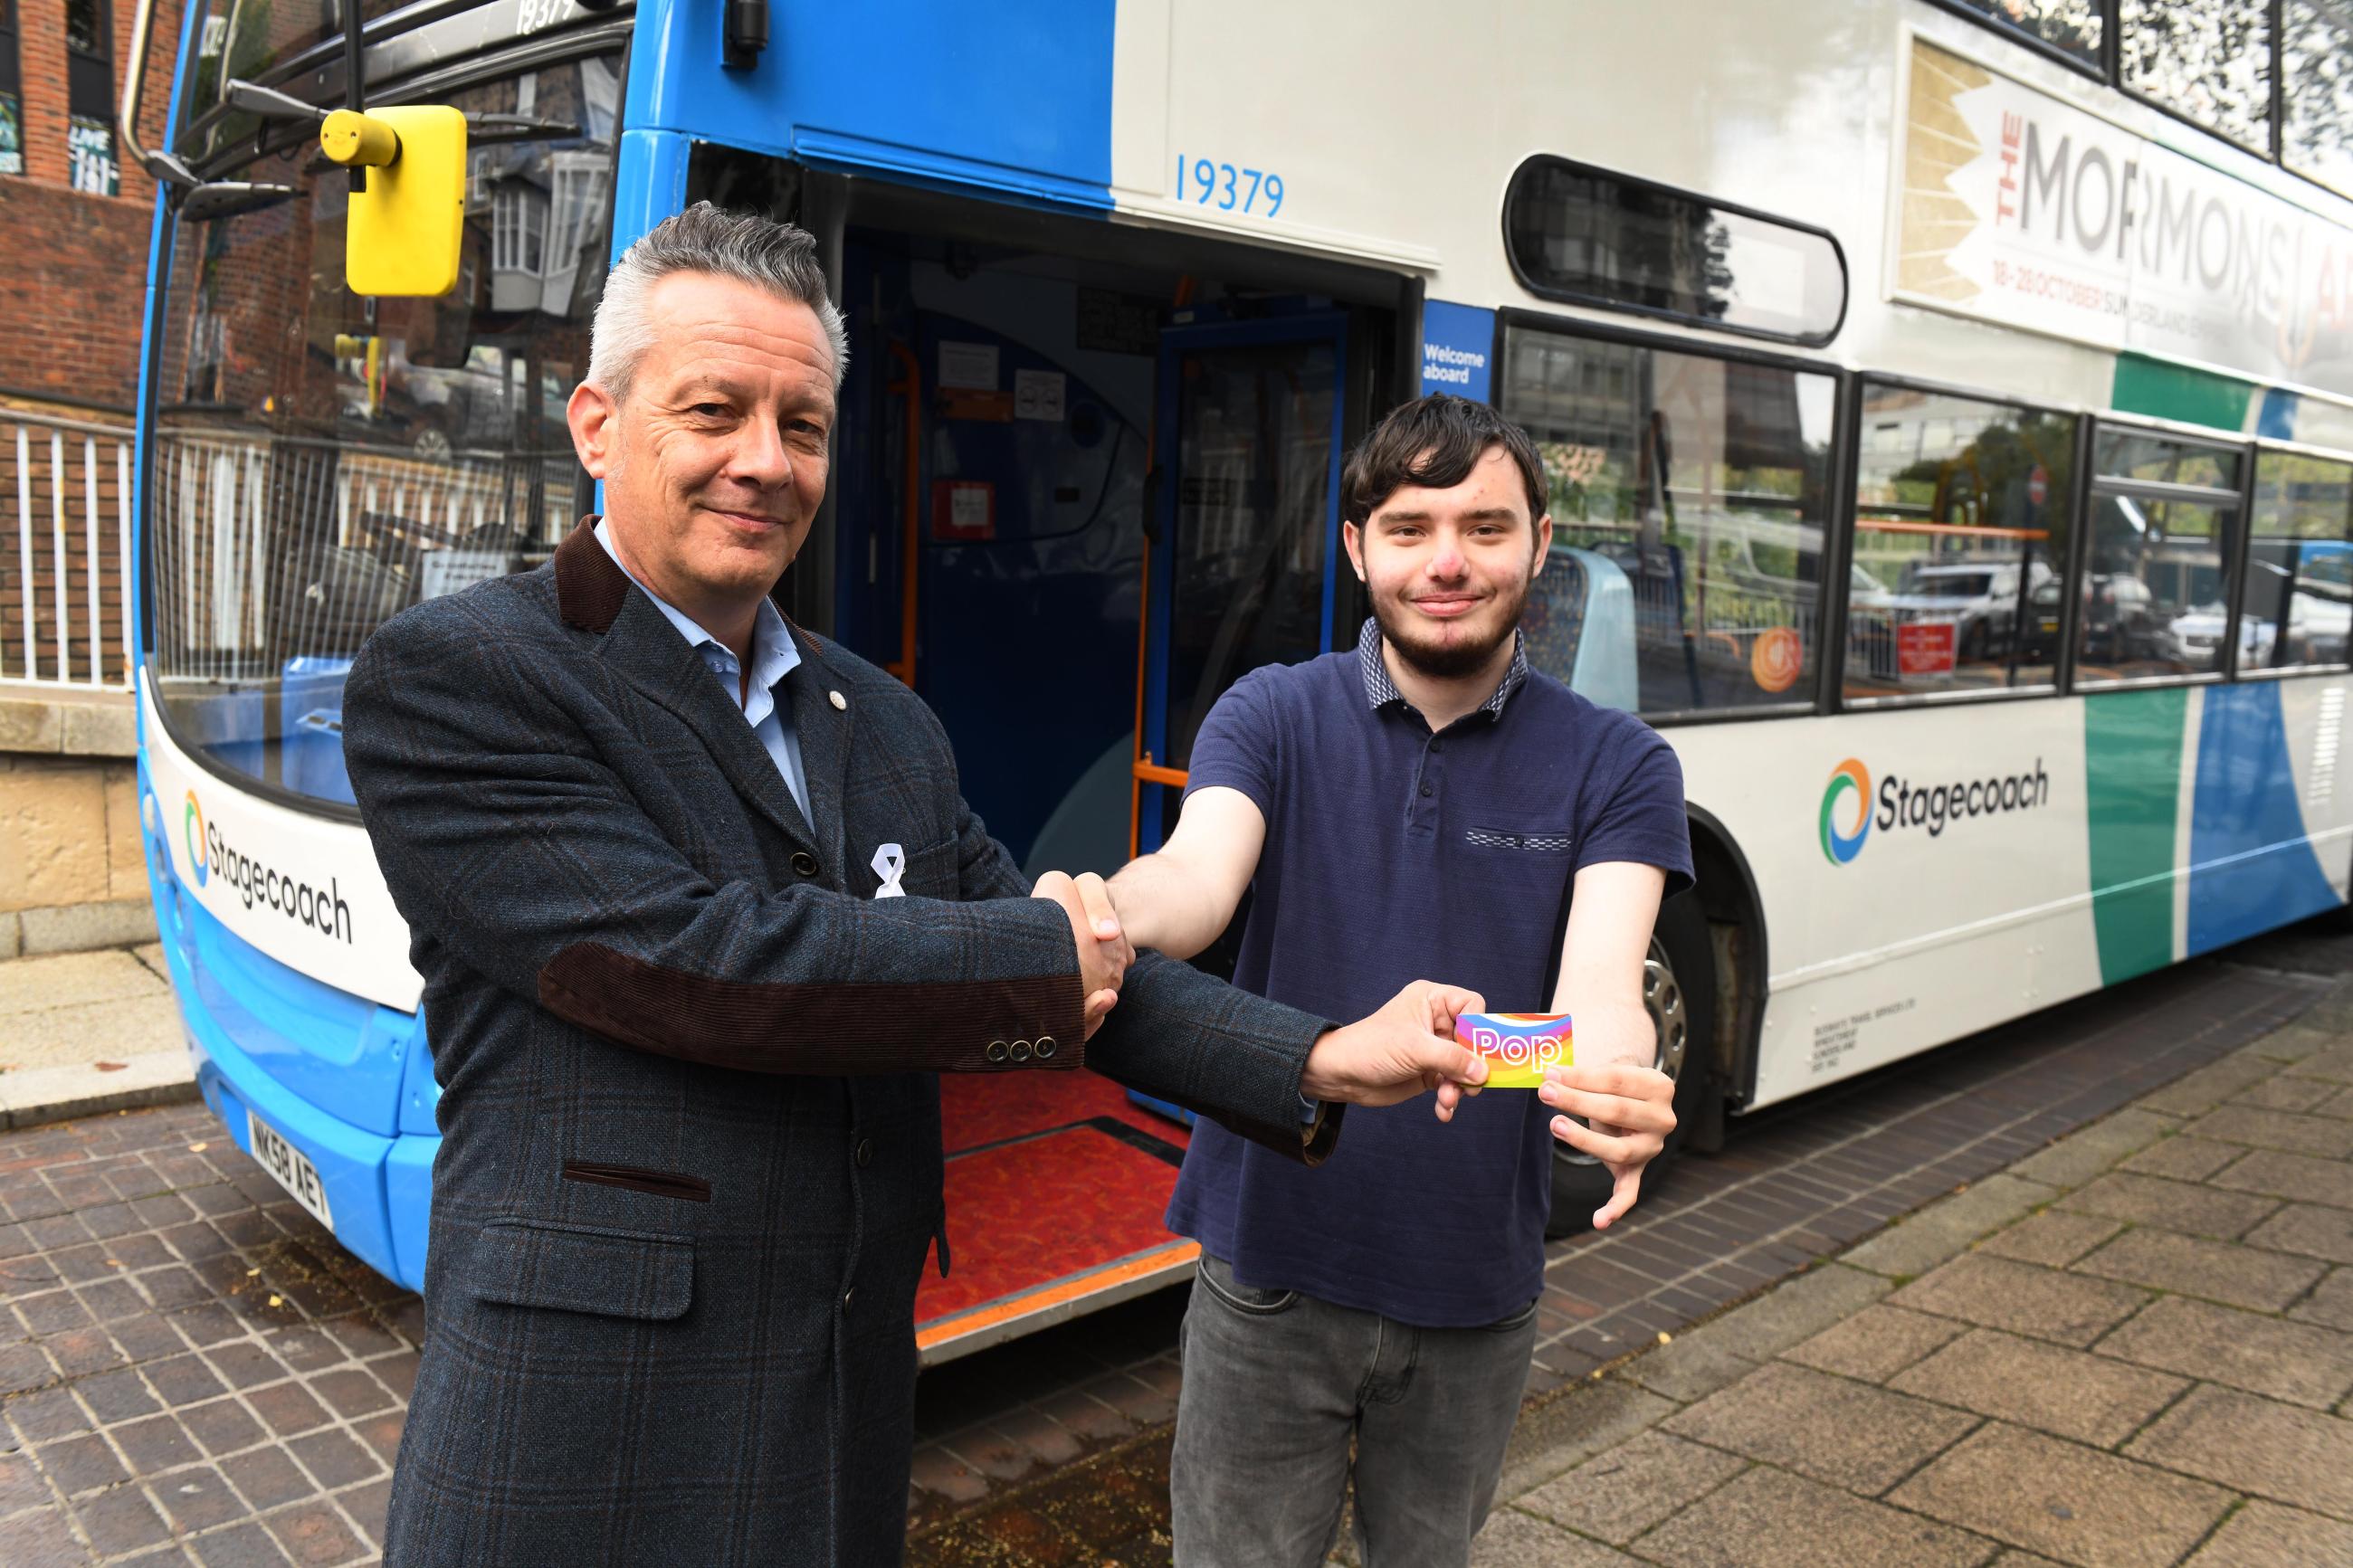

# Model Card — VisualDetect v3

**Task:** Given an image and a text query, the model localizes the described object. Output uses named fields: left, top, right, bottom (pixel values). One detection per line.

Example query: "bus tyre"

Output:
left=1545, top=889, right=1716, bottom=1240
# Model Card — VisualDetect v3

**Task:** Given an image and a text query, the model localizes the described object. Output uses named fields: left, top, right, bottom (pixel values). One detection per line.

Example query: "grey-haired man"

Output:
left=343, top=204, right=1490, bottom=1566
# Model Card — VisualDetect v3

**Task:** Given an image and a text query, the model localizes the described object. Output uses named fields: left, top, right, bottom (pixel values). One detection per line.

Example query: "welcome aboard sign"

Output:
left=1893, top=35, right=2353, bottom=402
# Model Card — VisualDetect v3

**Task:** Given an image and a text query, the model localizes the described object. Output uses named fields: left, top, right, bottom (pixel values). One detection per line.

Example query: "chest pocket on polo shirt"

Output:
left=1461, top=818, right=1578, bottom=910
left=1465, top=826, right=1574, bottom=854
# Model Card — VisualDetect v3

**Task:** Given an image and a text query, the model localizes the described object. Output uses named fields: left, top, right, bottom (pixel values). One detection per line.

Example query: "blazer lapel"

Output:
left=785, top=631, right=852, bottom=888
left=555, top=519, right=822, bottom=859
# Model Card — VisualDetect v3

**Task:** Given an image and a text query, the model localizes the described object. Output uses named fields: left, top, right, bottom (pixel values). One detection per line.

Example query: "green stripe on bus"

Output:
left=2084, top=687, right=2188, bottom=985
left=2109, top=353, right=2254, bottom=433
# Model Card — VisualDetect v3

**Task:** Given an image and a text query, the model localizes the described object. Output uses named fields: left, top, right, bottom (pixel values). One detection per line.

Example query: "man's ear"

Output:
left=1529, top=512, right=1554, bottom=581
left=567, top=382, right=619, bottom=480
left=1342, top=520, right=1367, bottom=582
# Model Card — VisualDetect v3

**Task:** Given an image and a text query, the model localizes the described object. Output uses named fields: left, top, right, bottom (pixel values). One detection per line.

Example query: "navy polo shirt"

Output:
left=1164, top=618, right=1693, bottom=1327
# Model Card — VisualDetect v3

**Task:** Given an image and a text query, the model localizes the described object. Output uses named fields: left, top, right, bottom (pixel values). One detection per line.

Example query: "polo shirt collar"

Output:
left=1355, top=615, right=1528, bottom=722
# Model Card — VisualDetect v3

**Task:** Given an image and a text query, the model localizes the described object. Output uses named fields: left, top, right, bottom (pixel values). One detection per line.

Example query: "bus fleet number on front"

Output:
left=1176, top=155, right=1283, bottom=216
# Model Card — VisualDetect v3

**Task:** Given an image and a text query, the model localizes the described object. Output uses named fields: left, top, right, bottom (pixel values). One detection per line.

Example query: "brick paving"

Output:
left=0, top=1104, right=415, bottom=1565
left=0, top=929, right=2340, bottom=1564
left=909, top=973, right=2353, bottom=1568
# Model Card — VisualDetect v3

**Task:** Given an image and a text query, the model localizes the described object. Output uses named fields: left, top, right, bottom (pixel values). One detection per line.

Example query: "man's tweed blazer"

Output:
left=343, top=520, right=1339, bottom=1567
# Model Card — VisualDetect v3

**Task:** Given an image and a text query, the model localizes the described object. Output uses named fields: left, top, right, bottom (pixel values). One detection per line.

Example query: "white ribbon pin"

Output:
left=872, top=842, right=907, bottom=898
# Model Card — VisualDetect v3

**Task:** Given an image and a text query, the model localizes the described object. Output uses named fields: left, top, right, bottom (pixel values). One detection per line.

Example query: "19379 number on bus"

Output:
left=1176, top=155, right=1283, bottom=216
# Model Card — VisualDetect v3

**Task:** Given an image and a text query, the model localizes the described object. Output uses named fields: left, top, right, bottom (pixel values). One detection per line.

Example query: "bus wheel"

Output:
left=1546, top=889, right=1716, bottom=1239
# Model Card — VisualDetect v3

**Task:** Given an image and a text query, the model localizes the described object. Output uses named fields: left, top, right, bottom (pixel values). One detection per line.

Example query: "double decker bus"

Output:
left=125, top=0, right=2353, bottom=1361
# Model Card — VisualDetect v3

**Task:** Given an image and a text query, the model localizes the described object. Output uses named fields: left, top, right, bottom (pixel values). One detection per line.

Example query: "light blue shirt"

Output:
left=594, top=518, right=812, bottom=820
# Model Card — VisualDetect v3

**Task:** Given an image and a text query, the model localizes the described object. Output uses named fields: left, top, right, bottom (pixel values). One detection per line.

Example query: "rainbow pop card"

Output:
left=1453, top=1012, right=1573, bottom=1089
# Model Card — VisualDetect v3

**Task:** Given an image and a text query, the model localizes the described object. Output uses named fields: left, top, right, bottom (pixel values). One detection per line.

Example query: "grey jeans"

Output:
left=1170, top=1253, right=1539, bottom=1568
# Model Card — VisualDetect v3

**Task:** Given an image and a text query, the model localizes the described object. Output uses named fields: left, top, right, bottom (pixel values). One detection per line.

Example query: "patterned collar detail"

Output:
left=1354, top=616, right=1528, bottom=721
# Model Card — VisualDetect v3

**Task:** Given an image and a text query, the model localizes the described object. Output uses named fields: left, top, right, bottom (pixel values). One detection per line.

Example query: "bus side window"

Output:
left=1501, top=325, right=1835, bottom=717
left=2242, top=451, right=2353, bottom=674
left=1844, top=385, right=2073, bottom=703
left=2079, top=428, right=2245, bottom=687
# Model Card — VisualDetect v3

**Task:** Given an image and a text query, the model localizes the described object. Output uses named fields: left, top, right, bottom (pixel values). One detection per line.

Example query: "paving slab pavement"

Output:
left=1446, top=986, right=2353, bottom=1568
left=0, top=948, right=195, bottom=1131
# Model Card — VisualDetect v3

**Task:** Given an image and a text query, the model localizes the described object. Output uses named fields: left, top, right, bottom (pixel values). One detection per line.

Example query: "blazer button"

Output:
left=854, top=1137, right=874, bottom=1168
left=791, top=851, right=820, bottom=878
left=1034, top=1036, right=1057, bottom=1059
left=1009, top=1040, right=1033, bottom=1062
left=841, top=1288, right=855, bottom=1312
left=985, top=1041, right=1009, bottom=1063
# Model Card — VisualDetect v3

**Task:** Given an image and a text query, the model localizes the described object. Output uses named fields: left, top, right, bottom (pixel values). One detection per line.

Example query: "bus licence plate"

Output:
left=247, top=1111, right=334, bottom=1232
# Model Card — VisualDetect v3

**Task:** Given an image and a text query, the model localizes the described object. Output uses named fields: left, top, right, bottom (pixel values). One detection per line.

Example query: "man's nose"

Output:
left=726, top=418, right=793, bottom=489
left=1426, top=536, right=1468, bottom=578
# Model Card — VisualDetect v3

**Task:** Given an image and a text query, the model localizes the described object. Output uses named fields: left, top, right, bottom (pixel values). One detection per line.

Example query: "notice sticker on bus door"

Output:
left=1898, top=622, right=1957, bottom=675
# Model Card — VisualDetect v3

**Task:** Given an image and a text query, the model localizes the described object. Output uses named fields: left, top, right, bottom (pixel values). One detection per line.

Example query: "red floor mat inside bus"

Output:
left=938, top=1068, right=1190, bottom=1155
left=915, top=1121, right=1188, bottom=1324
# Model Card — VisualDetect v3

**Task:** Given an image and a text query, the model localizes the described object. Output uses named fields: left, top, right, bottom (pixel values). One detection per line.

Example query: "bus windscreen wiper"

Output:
left=224, top=79, right=329, bottom=125
left=181, top=181, right=300, bottom=221
left=464, top=114, right=583, bottom=145
left=139, top=90, right=300, bottom=218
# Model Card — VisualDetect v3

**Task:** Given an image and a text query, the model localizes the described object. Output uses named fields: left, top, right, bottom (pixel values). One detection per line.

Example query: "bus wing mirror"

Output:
left=324, top=105, right=468, bottom=298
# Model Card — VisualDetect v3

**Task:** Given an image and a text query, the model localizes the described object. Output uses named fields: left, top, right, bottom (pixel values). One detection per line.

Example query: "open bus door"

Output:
left=901, top=300, right=1358, bottom=1363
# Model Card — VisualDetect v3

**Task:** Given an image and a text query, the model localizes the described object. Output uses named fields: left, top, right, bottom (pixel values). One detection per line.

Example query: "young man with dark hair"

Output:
left=1105, top=394, right=1691, bottom=1566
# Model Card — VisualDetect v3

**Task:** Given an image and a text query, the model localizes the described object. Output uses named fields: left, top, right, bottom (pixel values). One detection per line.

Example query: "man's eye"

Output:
left=691, top=403, right=729, bottom=418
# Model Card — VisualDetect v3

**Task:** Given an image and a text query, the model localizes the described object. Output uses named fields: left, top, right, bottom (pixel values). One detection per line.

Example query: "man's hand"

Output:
left=1540, top=1063, right=1676, bottom=1230
left=1301, top=981, right=1490, bottom=1117
left=1033, top=870, right=1132, bottom=1039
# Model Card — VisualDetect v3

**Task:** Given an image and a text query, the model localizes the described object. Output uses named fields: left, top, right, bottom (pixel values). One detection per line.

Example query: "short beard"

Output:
left=1370, top=575, right=1530, bottom=681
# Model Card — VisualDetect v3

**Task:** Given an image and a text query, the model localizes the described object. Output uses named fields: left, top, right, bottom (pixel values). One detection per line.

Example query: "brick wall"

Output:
left=0, top=0, right=187, bottom=415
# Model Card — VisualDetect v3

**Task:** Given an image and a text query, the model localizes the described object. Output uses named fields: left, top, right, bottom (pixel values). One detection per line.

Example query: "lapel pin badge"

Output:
left=872, top=842, right=907, bottom=898
left=829, top=689, right=848, bottom=710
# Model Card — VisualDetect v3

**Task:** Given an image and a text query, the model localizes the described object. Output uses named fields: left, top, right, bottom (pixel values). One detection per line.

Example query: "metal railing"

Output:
left=0, top=409, right=136, bottom=690
left=148, top=425, right=576, bottom=689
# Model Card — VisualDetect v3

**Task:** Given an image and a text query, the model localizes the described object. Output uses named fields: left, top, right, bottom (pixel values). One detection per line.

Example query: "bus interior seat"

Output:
left=1523, top=545, right=1638, bottom=711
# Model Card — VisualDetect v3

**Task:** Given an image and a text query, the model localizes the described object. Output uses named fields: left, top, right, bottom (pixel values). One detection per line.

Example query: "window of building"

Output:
left=491, top=183, right=548, bottom=275
left=1502, top=157, right=1846, bottom=347
left=2119, top=0, right=2273, bottom=150
left=2285, top=0, right=2353, bottom=194
left=1847, top=385, right=2075, bottom=701
left=2243, top=450, right=2353, bottom=672
left=548, top=157, right=609, bottom=279
left=63, top=0, right=117, bottom=195
left=1931, top=0, right=2103, bottom=70
left=1500, top=322, right=1838, bottom=717
left=0, top=0, right=22, bottom=177
left=2078, top=426, right=2245, bottom=684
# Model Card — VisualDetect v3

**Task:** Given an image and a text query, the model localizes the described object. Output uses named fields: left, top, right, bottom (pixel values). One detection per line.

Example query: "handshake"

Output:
left=1031, top=870, right=1491, bottom=1119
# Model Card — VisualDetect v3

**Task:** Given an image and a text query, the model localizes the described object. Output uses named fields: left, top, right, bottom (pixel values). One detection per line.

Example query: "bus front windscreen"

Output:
left=148, top=56, right=618, bottom=808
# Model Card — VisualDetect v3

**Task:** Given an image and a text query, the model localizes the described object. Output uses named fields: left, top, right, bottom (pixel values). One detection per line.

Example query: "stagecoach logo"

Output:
left=182, top=790, right=210, bottom=888
left=1820, top=756, right=2051, bottom=866
left=180, top=789, right=355, bottom=945
left=1819, top=760, right=1872, bottom=866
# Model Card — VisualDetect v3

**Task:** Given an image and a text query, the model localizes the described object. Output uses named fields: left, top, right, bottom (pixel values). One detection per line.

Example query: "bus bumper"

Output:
left=142, top=774, right=435, bottom=1295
